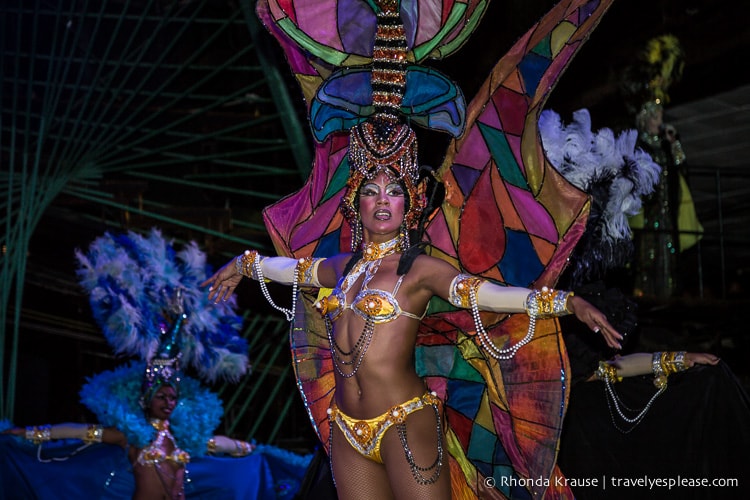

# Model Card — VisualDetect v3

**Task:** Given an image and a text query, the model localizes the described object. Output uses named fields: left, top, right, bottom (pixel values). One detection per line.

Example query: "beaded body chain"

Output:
left=397, top=401, right=444, bottom=484
left=327, top=259, right=379, bottom=378
left=237, top=249, right=306, bottom=323
left=328, top=238, right=400, bottom=378
left=601, top=376, right=666, bottom=433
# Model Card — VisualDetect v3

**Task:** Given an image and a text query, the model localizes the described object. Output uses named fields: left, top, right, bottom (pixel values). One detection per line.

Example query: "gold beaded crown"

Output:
left=340, top=0, right=427, bottom=237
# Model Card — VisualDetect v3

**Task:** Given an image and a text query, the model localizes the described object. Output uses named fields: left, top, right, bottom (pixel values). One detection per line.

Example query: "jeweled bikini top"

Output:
left=314, top=237, right=425, bottom=323
left=136, top=419, right=190, bottom=466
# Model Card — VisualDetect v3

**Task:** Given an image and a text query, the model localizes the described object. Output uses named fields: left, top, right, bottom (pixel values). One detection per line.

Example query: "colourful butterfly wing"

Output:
left=427, top=0, right=610, bottom=286
left=418, top=0, right=614, bottom=497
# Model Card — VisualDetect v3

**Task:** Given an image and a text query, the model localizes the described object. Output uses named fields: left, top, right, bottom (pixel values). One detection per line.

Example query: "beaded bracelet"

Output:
left=236, top=250, right=264, bottom=281
left=652, top=352, right=668, bottom=389
left=25, top=425, right=51, bottom=444
left=231, top=440, right=253, bottom=457
left=662, top=351, right=687, bottom=375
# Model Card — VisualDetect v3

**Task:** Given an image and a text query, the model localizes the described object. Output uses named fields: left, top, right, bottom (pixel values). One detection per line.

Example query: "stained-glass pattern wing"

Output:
left=417, top=0, right=614, bottom=497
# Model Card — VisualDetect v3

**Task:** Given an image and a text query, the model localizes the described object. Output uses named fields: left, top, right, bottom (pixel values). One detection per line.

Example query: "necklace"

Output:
left=362, top=236, right=402, bottom=261
left=329, top=236, right=401, bottom=378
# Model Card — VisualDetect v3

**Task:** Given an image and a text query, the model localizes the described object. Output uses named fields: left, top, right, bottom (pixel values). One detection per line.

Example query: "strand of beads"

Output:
left=252, top=255, right=299, bottom=322
left=397, top=402, right=443, bottom=485
left=602, top=375, right=666, bottom=433
left=470, top=287, right=537, bottom=360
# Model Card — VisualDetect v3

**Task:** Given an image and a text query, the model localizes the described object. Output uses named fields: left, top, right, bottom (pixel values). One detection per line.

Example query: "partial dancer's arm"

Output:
left=595, top=352, right=720, bottom=380
left=416, top=256, right=623, bottom=350
left=206, top=435, right=255, bottom=456
left=202, top=250, right=337, bottom=303
left=2, top=423, right=127, bottom=447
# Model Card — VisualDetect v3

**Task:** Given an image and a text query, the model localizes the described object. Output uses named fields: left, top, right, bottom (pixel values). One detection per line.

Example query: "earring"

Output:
left=400, top=223, right=410, bottom=250
left=351, top=216, right=363, bottom=252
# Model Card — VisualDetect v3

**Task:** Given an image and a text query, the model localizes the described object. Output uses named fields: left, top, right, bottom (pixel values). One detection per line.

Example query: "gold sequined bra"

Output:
left=317, top=262, right=425, bottom=324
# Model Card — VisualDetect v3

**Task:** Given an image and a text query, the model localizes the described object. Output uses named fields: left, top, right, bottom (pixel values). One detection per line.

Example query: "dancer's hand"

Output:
left=201, top=258, right=242, bottom=303
left=685, top=352, right=720, bottom=368
left=567, top=295, right=624, bottom=350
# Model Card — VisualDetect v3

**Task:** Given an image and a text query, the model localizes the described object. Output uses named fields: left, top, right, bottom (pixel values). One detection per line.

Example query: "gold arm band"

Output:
left=652, top=351, right=668, bottom=388
left=449, top=274, right=484, bottom=309
left=660, top=351, right=688, bottom=376
left=296, top=257, right=324, bottom=287
left=524, top=287, right=573, bottom=318
left=206, top=437, right=217, bottom=455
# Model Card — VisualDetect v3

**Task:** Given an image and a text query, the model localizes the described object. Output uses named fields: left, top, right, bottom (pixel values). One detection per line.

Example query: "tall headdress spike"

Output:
left=140, top=288, right=186, bottom=408
left=342, top=0, right=426, bottom=249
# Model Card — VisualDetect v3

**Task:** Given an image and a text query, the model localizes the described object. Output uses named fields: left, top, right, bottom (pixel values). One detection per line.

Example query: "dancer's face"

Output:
left=358, top=171, right=406, bottom=244
left=148, top=385, right=178, bottom=420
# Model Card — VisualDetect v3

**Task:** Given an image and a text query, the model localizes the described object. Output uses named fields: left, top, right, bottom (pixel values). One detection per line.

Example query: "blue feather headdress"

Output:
left=539, top=108, right=661, bottom=285
left=75, top=228, right=249, bottom=383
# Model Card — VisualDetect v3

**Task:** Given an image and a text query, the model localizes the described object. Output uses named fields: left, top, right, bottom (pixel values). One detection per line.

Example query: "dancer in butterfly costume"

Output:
left=205, top=0, right=620, bottom=498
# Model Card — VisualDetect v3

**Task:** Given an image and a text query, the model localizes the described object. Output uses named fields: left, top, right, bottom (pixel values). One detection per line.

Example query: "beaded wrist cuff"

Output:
left=231, top=440, right=253, bottom=457
left=672, top=351, right=687, bottom=372
left=26, top=425, right=51, bottom=444
left=652, top=352, right=668, bottom=388
left=661, top=351, right=687, bottom=376
left=596, top=361, right=622, bottom=383
left=236, top=250, right=264, bottom=280
left=524, top=287, right=573, bottom=318
left=84, top=424, right=103, bottom=444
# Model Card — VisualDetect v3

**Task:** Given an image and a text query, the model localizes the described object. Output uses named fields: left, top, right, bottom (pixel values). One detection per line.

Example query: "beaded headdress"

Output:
left=140, top=290, right=186, bottom=409
left=340, top=0, right=427, bottom=249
